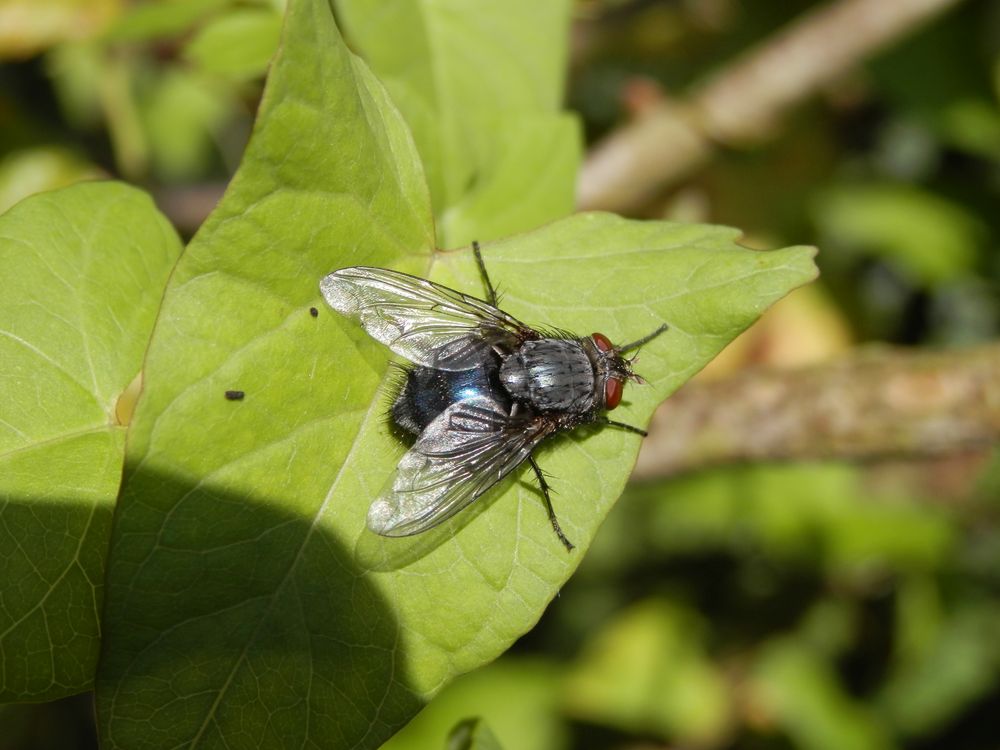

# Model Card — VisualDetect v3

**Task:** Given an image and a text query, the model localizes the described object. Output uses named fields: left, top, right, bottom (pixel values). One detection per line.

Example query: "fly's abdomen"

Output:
left=500, top=339, right=595, bottom=413
left=392, top=357, right=509, bottom=436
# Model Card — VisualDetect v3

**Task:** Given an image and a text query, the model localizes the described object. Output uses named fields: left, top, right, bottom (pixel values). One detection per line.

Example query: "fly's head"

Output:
left=586, top=332, right=647, bottom=411
left=584, top=322, right=669, bottom=411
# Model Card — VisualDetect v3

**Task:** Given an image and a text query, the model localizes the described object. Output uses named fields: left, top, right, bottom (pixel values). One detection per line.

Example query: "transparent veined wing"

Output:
left=320, top=266, right=535, bottom=370
left=367, top=396, right=557, bottom=537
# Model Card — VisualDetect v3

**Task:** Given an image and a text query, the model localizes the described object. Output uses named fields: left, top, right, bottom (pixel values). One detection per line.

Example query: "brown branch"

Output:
left=578, top=0, right=967, bottom=212
left=632, top=343, right=1000, bottom=480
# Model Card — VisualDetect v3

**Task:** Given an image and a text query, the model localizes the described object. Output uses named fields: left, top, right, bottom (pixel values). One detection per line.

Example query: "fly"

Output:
left=320, top=242, right=668, bottom=551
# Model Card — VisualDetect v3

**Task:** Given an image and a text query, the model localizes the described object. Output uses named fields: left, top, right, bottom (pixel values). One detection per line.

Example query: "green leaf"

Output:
left=0, top=147, right=103, bottom=214
left=751, top=641, right=894, bottom=750
left=138, top=70, right=231, bottom=181
left=446, top=718, right=505, bottom=750
left=439, top=114, right=579, bottom=249
left=813, top=183, right=982, bottom=285
left=0, top=182, right=183, bottom=702
left=336, top=0, right=579, bottom=248
left=643, top=463, right=955, bottom=573
left=879, top=581, right=1000, bottom=736
left=383, top=659, right=565, bottom=750
left=562, top=598, right=730, bottom=744
left=183, top=8, right=283, bottom=80
left=95, top=0, right=434, bottom=745
left=105, top=0, right=232, bottom=42
left=95, top=1, right=816, bottom=747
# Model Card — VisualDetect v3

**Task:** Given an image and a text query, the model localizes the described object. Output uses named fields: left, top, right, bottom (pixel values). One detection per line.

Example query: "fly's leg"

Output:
left=528, top=456, right=574, bottom=551
left=618, top=323, right=669, bottom=353
left=598, top=417, right=648, bottom=437
left=472, top=240, right=499, bottom=308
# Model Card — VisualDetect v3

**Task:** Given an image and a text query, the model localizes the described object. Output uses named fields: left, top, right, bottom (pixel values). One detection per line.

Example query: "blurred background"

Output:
left=1, top=0, right=998, bottom=748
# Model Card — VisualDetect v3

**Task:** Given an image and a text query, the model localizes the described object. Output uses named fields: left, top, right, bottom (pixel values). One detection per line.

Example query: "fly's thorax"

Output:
left=499, top=338, right=597, bottom=413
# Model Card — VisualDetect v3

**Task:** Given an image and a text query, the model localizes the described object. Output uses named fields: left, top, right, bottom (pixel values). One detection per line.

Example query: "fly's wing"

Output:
left=320, top=266, right=534, bottom=370
left=367, top=396, right=557, bottom=537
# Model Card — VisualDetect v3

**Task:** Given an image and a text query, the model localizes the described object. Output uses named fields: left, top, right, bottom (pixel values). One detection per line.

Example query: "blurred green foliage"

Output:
left=1, top=0, right=998, bottom=748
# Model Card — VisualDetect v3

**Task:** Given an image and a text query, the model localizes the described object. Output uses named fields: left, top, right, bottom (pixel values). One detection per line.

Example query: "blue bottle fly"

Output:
left=321, top=243, right=667, bottom=551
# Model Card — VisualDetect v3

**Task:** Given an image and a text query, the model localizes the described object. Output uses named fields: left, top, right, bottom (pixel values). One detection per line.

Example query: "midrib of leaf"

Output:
left=64, top=202, right=103, bottom=399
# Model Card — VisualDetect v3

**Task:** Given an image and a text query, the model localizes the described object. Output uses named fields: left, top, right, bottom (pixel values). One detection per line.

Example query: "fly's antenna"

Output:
left=618, top=323, right=669, bottom=354
left=472, top=240, right=499, bottom=307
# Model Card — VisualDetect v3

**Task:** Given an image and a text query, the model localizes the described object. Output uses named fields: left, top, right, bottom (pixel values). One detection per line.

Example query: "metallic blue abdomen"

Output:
left=391, top=354, right=510, bottom=436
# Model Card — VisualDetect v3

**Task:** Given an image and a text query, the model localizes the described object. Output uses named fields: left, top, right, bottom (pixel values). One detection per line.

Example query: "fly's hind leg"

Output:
left=472, top=240, right=499, bottom=308
left=528, top=456, right=574, bottom=552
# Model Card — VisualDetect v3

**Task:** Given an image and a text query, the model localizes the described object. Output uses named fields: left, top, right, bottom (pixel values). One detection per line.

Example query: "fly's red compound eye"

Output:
left=604, top=377, right=623, bottom=410
left=592, top=332, right=614, bottom=352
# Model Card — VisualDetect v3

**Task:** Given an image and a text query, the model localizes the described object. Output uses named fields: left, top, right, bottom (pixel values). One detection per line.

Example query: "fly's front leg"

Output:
left=598, top=417, right=648, bottom=437
left=528, top=456, right=574, bottom=551
left=472, top=240, right=499, bottom=308
left=618, top=323, right=670, bottom=354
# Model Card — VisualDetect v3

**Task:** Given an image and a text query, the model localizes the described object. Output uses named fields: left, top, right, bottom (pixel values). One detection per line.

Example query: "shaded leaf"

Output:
left=879, top=580, right=1000, bottom=736
left=105, top=0, right=230, bottom=42
left=183, top=8, right=283, bottom=80
left=138, top=70, right=231, bottom=182
left=563, top=598, right=730, bottom=744
left=643, top=463, right=955, bottom=574
left=814, top=183, right=982, bottom=285
left=751, top=640, right=894, bottom=750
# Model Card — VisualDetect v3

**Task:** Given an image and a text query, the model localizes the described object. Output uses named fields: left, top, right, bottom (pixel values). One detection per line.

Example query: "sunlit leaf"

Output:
left=336, top=0, right=579, bottom=248
left=384, top=660, right=564, bottom=750
left=446, top=718, right=505, bottom=750
left=94, top=0, right=816, bottom=747
left=95, top=0, right=434, bottom=745
left=0, top=182, right=183, bottom=702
